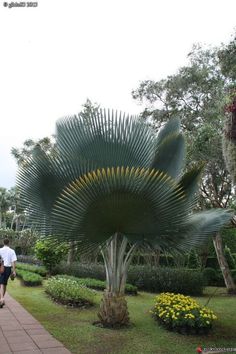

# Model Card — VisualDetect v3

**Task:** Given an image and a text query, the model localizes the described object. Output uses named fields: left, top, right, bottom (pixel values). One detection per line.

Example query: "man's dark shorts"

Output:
left=0, top=266, right=12, bottom=285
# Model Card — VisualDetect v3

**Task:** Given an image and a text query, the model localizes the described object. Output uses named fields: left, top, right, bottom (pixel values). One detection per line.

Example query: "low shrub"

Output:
left=34, top=240, right=69, bottom=272
left=17, top=262, right=47, bottom=277
left=55, top=275, right=138, bottom=295
left=52, top=262, right=105, bottom=280
left=203, top=267, right=218, bottom=286
left=127, top=266, right=205, bottom=295
left=16, top=269, right=43, bottom=286
left=52, top=263, right=205, bottom=295
left=152, top=292, right=217, bottom=335
left=16, top=255, right=43, bottom=265
left=45, top=277, right=95, bottom=307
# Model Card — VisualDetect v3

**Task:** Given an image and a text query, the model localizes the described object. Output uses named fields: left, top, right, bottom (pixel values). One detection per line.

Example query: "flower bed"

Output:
left=45, top=277, right=95, bottom=307
left=152, top=292, right=217, bottom=335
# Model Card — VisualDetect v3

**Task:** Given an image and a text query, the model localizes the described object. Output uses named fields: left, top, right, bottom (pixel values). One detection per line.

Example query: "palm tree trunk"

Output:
left=213, top=232, right=236, bottom=294
left=98, top=233, right=137, bottom=327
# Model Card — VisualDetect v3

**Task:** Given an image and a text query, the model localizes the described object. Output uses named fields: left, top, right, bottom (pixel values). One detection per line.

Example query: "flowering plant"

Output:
left=152, top=292, right=217, bottom=334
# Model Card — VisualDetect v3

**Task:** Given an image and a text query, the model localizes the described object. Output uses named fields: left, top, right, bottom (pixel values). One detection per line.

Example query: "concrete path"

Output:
left=0, top=293, right=72, bottom=354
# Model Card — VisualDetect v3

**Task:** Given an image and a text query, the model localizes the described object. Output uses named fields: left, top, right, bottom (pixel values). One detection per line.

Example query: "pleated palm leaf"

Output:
left=17, top=110, right=232, bottom=327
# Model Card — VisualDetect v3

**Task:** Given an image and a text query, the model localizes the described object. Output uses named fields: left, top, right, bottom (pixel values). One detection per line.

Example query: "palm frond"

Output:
left=16, top=110, right=233, bottom=253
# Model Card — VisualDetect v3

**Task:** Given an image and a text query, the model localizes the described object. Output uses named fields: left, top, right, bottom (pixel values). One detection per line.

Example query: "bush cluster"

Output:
left=34, top=240, right=69, bottom=271
left=16, top=269, right=43, bottom=286
left=127, top=266, right=205, bottom=295
left=52, top=262, right=106, bottom=280
left=152, top=292, right=217, bottom=335
left=17, top=262, right=47, bottom=277
left=52, top=263, right=205, bottom=295
left=55, top=275, right=137, bottom=295
left=16, top=255, right=43, bottom=265
left=45, top=277, right=95, bottom=307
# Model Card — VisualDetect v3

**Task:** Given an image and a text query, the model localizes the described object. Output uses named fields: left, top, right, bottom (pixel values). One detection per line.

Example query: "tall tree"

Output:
left=0, top=188, right=10, bottom=229
left=11, top=136, right=56, bottom=167
left=17, top=111, right=232, bottom=327
left=132, top=41, right=236, bottom=291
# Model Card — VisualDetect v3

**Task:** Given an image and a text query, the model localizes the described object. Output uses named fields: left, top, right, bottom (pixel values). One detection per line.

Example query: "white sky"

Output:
left=0, top=0, right=235, bottom=189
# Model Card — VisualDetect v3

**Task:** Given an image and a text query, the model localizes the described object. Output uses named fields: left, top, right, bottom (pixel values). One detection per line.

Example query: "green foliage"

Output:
left=52, top=262, right=105, bottom=279
left=218, top=34, right=236, bottom=80
left=202, top=267, right=218, bottom=286
left=152, top=292, right=217, bottom=335
left=54, top=275, right=137, bottom=295
left=34, top=239, right=68, bottom=271
left=187, top=249, right=201, bottom=269
left=45, top=276, right=95, bottom=307
left=224, top=245, right=236, bottom=269
left=7, top=280, right=236, bottom=354
left=0, top=228, right=38, bottom=255
left=52, top=263, right=205, bottom=295
left=17, top=262, right=47, bottom=277
left=222, top=228, right=236, bottom=253
left=17, top=254, right=42, bottom=265
left=16, top=269, right=43, bottom=286
left=11, top=136, right=57, bottom=167
left=206, top=256, right=219, bottom=269
left=132, top=43, right=232, bottom=211
left=231, top=269, right=236, bottom=282
left=127, top=266, right=205, bottom=296
left=17, top=112, right=232, bottom=253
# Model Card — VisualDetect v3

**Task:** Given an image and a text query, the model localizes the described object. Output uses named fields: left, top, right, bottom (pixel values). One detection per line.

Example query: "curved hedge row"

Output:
left=45, top=277, right=95, bottom=307
left=54, top=275, right=138, bottom=295
left=16, top=262, right=47, bottom=277
left=16, top=269, right=43, bottom=286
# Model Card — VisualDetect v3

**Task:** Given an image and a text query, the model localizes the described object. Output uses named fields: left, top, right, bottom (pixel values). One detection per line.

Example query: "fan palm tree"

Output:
left=17, top=111, right=232, bottom=327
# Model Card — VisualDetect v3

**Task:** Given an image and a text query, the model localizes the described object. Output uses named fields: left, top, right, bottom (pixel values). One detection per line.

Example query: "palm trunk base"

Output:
left=97, top=291, right=130, bottom=328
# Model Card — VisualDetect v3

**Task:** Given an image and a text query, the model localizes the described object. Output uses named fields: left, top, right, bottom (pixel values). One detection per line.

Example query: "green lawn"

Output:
left=8, top=280, right=236, bottom=354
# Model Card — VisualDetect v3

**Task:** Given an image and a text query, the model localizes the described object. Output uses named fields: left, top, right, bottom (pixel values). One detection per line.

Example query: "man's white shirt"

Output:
left=0, top=246, right=17, bottom=266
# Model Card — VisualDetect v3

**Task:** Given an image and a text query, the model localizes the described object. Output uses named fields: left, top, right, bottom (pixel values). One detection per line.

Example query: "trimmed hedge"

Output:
left=16, top=269, right=43, bottom=286
left=45, top=277, right=95, bottom=307
left=16, top=255, right=43, bottom=266
left=203, top=267, right=236, bottom=287
left=52, top=263, right=205, bottom=295
left=17, top=262, right=47, bottom=277
left=127, top=266, right=205, bottom=295
left=54, top=275, right=138, bottom=295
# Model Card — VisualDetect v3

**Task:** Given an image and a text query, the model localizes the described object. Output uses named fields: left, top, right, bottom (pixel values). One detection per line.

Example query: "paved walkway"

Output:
left=0, top=293, right=72, bottom=354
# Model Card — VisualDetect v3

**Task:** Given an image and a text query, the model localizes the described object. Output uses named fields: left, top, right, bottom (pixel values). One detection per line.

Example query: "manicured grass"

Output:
left=8, top=280, right=236, bottom=354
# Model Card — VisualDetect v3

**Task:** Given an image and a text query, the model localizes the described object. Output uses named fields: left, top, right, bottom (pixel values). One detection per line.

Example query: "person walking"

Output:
left=0, top=238, right=17, bottom=308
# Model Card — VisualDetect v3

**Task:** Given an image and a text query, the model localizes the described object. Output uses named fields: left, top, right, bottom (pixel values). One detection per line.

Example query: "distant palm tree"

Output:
left=17, top=111, right=232, bottom=327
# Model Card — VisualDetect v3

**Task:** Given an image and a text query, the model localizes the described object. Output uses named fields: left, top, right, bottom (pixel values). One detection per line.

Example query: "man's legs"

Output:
left=0, top=284, right=4, bottom=307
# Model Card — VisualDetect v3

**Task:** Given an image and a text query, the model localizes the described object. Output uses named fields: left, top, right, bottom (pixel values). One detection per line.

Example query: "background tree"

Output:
left=132, top=39, right=236, bottom=291
left=11, top=136, right=56, bottom=168
left=0, top=187, right=11, bottom=229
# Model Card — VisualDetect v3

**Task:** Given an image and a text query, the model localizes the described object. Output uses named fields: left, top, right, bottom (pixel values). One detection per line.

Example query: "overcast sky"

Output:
left=0, top=0, right=235, bottom=189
